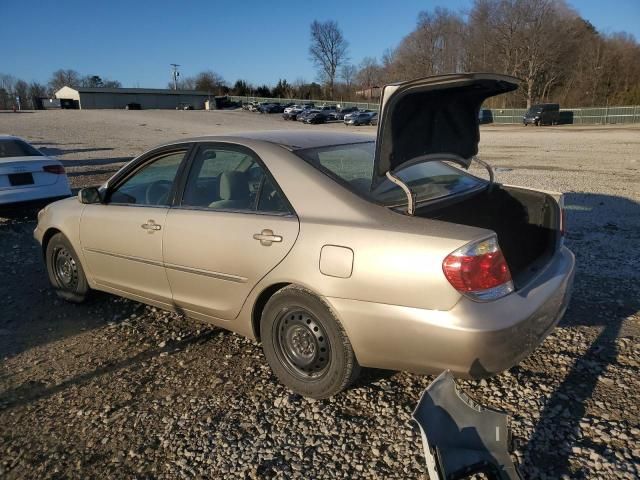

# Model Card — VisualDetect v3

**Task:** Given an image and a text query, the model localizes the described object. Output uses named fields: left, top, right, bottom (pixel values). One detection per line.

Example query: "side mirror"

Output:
left=78, top=187, right=102, bottom=204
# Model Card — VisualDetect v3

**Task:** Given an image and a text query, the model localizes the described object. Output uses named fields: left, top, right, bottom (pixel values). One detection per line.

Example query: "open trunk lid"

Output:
left=373, top=73, right=518, bottom=186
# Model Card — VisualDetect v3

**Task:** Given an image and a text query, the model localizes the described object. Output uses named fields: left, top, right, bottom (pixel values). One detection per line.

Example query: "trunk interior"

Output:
left=416, top=185, right=560, bottom=288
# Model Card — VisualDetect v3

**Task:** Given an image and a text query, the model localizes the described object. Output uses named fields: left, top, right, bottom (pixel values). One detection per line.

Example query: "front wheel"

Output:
left=261, top=286, right=360, bottom=399
left=46, top=233, right=90, bottom=303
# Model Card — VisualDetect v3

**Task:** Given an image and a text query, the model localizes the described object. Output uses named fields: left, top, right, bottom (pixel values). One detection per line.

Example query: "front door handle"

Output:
left=253, top=229, right=282, bottom=246
left=141, top=219, right=162, bottom=232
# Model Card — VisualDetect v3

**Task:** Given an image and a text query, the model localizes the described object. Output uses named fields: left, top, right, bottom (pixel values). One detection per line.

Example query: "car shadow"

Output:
left=522, top=192, right=639, bottom=477
left=39, top=146, right=115, bottom=156
left=0, top=329, right=219, bottom=411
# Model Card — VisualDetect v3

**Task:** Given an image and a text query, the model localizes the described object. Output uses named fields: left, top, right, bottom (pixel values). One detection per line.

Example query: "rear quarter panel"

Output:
left=233, top=142, right=496, bottom=322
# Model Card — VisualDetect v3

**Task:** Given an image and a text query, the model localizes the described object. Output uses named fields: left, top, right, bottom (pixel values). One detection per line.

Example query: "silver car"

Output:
left=34, top=73, right=575, bottom=398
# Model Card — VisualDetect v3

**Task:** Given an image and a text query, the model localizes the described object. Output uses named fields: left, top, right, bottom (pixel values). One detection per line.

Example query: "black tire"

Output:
left=261, top=285, right=360, bottom=399
left=46, top=232, right=90, bottom=303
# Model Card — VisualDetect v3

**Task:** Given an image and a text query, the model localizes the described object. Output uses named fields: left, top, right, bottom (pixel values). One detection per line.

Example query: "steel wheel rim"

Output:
left=274, top=308, right=331, bottom=380
left=53, top=247, right=78, bottom=290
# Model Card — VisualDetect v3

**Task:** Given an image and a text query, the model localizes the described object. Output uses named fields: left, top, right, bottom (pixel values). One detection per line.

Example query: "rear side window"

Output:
left=0, top=139, right=42, bottom=158
left=181, top=144, right=290, bottom=214
left=296, top=142, right=485, bottom=207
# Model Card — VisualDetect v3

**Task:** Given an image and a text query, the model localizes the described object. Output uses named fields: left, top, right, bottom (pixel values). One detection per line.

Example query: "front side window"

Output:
left=109, top=150, right=187, bottom=206
left=181, top=145, right=289, bottom=214
left=296, top=142, right=486, bottom=207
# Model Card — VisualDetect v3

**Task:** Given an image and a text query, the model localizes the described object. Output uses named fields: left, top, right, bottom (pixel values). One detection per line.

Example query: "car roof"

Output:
left=173, top=131, right=374, bottom=151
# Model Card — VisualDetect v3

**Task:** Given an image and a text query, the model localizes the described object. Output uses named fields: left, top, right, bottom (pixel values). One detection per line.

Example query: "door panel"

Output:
left=79, top=148, right=189, bottom=305
left=80, top=205, right=171, bottom=304
left=163, top=210, right=299, bottom=319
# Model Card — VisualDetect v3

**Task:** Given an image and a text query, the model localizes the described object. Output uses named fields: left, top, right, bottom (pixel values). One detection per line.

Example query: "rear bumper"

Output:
left=326, top=246, right=575, bottom=377
left=0, top=178, right=71, bottom=205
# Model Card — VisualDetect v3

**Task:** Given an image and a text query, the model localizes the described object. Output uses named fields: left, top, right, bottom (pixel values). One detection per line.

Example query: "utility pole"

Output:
left=170, top=64, right=180, bottom=90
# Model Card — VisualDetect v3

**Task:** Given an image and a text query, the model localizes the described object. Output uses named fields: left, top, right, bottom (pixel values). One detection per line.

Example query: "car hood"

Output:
left=373, top=73, right=518, bottom=185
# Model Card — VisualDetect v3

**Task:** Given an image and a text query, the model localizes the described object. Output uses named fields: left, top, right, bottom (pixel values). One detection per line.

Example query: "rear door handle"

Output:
left=141, top=219, right=161, bottom=232
left=253, top=229, right=282, bottom=246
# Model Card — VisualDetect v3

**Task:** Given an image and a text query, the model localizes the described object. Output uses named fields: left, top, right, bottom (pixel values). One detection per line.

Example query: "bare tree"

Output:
left=392, top=7, right=466, bottom=81
left=102, top=79, right=122, bottom=88
left=194, top=70, right=226, bottom=94
left=49, top=69, right=81, bottom=92
left=28, top=81, right=47, bottom=108
left=340, top=64, right=357, bottom=89
left=356, top=57, right=384, bottom=88
left=309, top=20, right=349, bottom=99
left=0, top=73, right=17, bottom=93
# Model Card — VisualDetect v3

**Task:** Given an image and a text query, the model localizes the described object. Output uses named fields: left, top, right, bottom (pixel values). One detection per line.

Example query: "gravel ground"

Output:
left=0, top=110, right=638, bottom=479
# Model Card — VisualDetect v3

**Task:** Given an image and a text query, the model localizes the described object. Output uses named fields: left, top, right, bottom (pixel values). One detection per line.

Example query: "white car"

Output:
left=0, top=136, right=72, bottom=206
left=283, top=104, right=301, bottom=114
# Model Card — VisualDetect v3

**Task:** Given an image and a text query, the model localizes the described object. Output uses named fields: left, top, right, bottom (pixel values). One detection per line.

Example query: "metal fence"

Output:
left=491, top=106, right=640, bottom=125
left=230, top=96, right=640, bottom=125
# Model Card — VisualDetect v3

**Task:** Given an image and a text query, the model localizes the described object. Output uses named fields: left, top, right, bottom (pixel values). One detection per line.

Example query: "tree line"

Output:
left=309, top=0, right=640, bottom=107
left=2, top=0, right=638, bottom=109
left=228, top=1, right=640, bottom=107
left=0, top=69, right=122, bottom=109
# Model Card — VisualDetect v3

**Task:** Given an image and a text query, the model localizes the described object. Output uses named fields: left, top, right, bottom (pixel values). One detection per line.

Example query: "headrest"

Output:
left=219, top=171, right=249, bottom=200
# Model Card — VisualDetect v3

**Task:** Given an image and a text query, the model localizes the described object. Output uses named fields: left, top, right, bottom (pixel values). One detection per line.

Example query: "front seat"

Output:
left=208, top=171, right=251, bottom=210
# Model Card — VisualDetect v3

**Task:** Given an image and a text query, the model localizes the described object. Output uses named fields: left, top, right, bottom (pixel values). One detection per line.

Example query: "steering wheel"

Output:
left=145, top=180, right=173, bottom=205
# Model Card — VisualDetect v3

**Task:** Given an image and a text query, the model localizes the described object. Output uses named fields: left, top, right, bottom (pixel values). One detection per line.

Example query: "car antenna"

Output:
left=386, top=171, right=415, bottom=215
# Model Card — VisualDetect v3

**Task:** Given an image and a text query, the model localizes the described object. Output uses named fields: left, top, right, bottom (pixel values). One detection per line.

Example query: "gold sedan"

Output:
left=35, top=74, right=575, bottom=398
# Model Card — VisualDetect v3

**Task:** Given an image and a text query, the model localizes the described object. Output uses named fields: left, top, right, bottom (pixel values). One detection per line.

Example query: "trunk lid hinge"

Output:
left=386, top=171, right=416, bottom=215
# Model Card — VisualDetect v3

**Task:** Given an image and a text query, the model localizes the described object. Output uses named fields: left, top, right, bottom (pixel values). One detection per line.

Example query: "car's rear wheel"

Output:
left=46, top=232, right=90, bottom=303
left=261, top=286, right=360, bottom=399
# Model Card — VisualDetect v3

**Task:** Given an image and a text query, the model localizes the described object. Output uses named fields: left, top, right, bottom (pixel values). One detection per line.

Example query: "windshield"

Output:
left=0, top=139, right=43, bottom=158
left=296, top=142, right=486, bottom=206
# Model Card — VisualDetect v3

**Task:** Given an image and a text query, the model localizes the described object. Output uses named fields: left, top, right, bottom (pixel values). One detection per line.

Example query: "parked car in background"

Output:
left=0, top=136, right=71, bottom=206
left=125, top=102, right=142, bottom=110
left=304, top=111, right=331, bottom=124
left=258, top=103, right=280, bottom=113
left=523, top=103, right=560, bottom=126
left=370, top=113, right=379, bottom=126
left=478, top=108, right=493, bottom=124
left=343, top=109, right=373, bottom=123
left=284, top=104, right=301, bottom=114
left=297, top=109, right=319, bottom=122
left=317, top=105, right=338, bottom=120
left=249, top=102, right=268, bottom=112
left=335, top=107, right=359, bottom=120
left=282, top=106, right=309, bottom=121
left=345, top=111, right=377, bottom=126
left=177, top=103, right=194, bottom=110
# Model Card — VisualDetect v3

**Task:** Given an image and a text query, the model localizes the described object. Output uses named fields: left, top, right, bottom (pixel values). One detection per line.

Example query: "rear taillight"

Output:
left=443, top=236, right=514, bottom=301
left=43, top=164, right=65, bottom=174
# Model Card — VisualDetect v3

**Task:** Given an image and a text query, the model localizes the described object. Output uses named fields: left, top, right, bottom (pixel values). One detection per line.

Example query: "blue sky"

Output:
left=3, top=0, right=639, bottom=88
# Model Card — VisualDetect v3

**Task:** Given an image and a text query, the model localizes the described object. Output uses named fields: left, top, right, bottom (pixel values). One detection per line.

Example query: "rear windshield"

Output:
left=296, top=142, right=485, bottom=207
left=0, top=139, right=42, bottom=158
